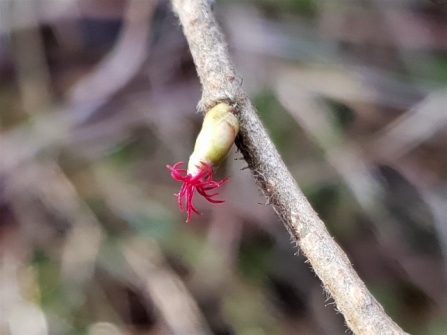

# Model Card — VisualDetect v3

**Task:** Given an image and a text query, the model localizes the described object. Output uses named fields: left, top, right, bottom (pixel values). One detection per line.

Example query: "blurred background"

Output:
left=1, top=0, right=446, bottom=334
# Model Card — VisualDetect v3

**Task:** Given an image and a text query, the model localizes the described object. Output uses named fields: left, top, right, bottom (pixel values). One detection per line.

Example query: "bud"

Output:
left=167, top=103, right=239, bottom=221
left=187, top=103, right=239, bottom=175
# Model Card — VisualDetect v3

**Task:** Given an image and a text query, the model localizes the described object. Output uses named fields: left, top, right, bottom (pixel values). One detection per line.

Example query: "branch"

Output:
left=170, top=1, right=408, bottom=334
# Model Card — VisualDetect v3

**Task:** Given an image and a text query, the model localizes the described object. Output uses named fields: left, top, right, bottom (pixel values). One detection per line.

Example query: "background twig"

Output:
left=171, top=0, right=408, bottom=334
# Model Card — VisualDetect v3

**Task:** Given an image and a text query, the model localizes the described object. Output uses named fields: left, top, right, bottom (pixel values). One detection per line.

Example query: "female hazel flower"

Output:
left=167, top=103, right=239, bottom=221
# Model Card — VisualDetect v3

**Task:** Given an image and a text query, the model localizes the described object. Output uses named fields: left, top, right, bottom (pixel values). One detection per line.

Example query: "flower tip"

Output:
left=167, top=160, right=228, bottom=221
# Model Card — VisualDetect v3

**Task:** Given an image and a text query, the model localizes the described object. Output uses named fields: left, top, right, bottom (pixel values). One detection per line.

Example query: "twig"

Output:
left=7, top=162, right=104, bottom=289
left=0, top=210, right=49, bottom=335
left=69, top=0, right=158, bottom=122
left=121, top=236, right=212, bottom=335
left=170, top=1, right=408, bottom=334
left=370, top=89, right=447, bottom=161
left=9, top=0, right=52, bottom=114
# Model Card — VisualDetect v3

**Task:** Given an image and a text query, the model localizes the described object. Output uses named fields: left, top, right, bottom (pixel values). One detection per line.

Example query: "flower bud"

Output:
left=167, top=102, right=239, bottom=221
left=188, top=103, right=239, bottom=175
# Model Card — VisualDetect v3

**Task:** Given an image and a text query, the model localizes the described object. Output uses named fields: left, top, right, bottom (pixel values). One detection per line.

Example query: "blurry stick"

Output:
left=170, top=0, right=407, bottom=334
left=69, top=0, right=158, bottom=121
left=9, top=0, right=52, bottom=113
left=419, top=187, right=447, bottom=278
left=0, top=204, right=49, bottom=335
left=369, top=89, right=447, bottom=273
left=8, top=162, right=104, bottom=288
left=370, top=89, right=447, bottom=160
left=121, top=237, right=212, bottom=335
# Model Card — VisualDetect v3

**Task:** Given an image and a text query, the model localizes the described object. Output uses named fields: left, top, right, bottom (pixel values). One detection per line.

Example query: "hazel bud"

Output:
left=188, top=103, right=239, bottom=175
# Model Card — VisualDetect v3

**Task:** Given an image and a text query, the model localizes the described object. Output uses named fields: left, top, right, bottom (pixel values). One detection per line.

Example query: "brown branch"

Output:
left=170, top=1, right=408, bottom=334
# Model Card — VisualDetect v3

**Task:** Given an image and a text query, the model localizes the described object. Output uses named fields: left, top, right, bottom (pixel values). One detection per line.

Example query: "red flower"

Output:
left=166, top=162, right=228, bottom=222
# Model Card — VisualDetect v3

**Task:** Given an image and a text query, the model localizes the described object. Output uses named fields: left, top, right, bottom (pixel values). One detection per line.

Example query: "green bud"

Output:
left=188, top=103, right=239, bottom=175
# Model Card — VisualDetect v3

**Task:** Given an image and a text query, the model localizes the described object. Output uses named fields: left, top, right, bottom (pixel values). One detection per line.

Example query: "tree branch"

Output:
left=170, top=1, right=408, bottom=334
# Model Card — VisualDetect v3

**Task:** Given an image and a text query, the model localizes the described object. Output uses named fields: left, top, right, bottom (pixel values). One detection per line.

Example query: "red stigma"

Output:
left=166, top=162, right=228, bottom=222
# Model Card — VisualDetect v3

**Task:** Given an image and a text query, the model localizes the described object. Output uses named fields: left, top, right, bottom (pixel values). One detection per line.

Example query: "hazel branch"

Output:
left=170, top=0, right=408, bottom=334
